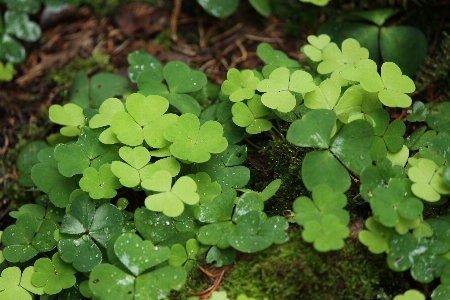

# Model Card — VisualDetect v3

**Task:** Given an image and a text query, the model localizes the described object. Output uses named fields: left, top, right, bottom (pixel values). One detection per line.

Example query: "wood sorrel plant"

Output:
left=2, top=34, right=450, bottom=299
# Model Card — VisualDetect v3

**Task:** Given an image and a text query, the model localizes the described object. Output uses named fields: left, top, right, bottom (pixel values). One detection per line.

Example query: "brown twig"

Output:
left=170, top=0, right=182, bottom=42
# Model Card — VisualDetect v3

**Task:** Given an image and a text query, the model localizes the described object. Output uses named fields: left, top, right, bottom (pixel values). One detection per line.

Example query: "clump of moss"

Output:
left=261, top=139, right=310, bottom=217
left=45, top=51, right=114, bottom=87
left=220, top=227, right=418, bottom=300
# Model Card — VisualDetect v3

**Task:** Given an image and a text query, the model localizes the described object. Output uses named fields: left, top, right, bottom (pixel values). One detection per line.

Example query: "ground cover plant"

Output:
left=1, top=1, right=450, bottom=299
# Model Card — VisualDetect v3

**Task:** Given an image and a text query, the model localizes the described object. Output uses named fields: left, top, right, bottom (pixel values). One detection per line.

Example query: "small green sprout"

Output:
left=256, top=67, right=315, bottom=112
left=302, top=34, right=331, bottom=62
left=358, top=217, right=395, bottom=254
left=79, top=164, right=121, bottom=199
left=408, top=158, right=450, bottom=202
left=231, top=95, right=272, bottom=134
left=143, top=170, right=200, bottom=217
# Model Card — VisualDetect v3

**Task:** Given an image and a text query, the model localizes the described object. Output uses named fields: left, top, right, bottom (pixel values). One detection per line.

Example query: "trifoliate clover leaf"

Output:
left=302, top=150, right=351, bottom=193
left=358, top=217, right=395, bottom=254
left=360, top=158, right=406, bottom=201
left=394, top=290, right=425, bottom=300
left=110, top=146, right=160, bottom=188
left=0, top=267, right=33, bottom=300
left=406, top=101, right=429, bottom=122
left=89, top=98, right=125, bottom=129
left=143, top=170, right=200, bottom=217
left=164, top=113, right=228, bottom=163
left=79, top=164, right=121, bottom=199
left=302, top=34, right=331, bottom=62
left=256, top=43, right=302, bottom=68
left=256, top=67, right=316, bottom=112
left=317, top=39, right=369, bottom=75
left=110, top=93, right=172, bottom=146
left=49, top=103, right=86, bottom=136
left=54, top=127, right=120, bottom=177
left=2, top=213, right=58, bottom=263
left=304, top=78, right=340, bottom=110
left=31, top=253, right=76, bottom=295
left=138, top=60, right=206, bottom=116
left=231, top=95, right=272, bottom=134
left=188, top=172, right=222, bottom=204
left=228, top=213, right=289, bottom=253
left=387, top=229, right=450, bottom=283
left=370, top=180, right=423, bottom=228
left=89, top=262, right=186, bottom=300
left=134, top=208, right=178, bottom=244
left=302, top=215, right=350, bottom=252
left=114, top=233, right=171, bottom=276
left=408, top=158, right=450, bottom=202
left=58, top=196, right=123, bottom=272
left=192, top=144, right=250, bottom=190
left=330, top=119, right=373, bottom=175
left=194, top=188, right=236, bottom=223
left=287, top=109, right=336, bottom=148
left=293, top=184, right=349, bottom=226
left=169, top=239, right=199, bottom=268
left=221, top=68, right=260, bottom=102
left=379, top=62, right=416, bottom=107
left=369, top=108, right=406, bottom=161
left=209, top=291, right=230, bottom=300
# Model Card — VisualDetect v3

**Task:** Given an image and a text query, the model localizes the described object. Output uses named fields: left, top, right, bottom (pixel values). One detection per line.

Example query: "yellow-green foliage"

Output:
left=220, top=228, right=416, bottom=300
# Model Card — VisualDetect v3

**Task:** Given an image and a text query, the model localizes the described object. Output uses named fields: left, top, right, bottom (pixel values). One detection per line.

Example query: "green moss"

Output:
left=45, top=51, right=114, bottom=87
left=262, top=139, right=310, bottom=217
left=169, top=267, right=210, bottom=300
left=220, top=227, right=417, bottom=300
left=153, top=30, right=172, bottom=51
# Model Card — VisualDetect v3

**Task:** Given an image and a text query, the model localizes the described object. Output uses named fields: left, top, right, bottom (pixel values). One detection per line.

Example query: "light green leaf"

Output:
left=221, top=68, right=260, bottom=102
left=143, top=170, right=199, bottom=217
left=304, top=78, right=341, bottom=110
left=164, top=113, right=228, bottom=163
left=31, top=253, right=76, bottom=295
left=79, top=164, right=121, bottom=199
left=49, top=103, right=85, bottom=136
left=0, top=267, right=32, bottom=300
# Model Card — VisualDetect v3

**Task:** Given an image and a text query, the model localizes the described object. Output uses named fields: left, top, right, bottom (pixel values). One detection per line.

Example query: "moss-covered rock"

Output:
left=219, top=227, right=417, bottom=300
